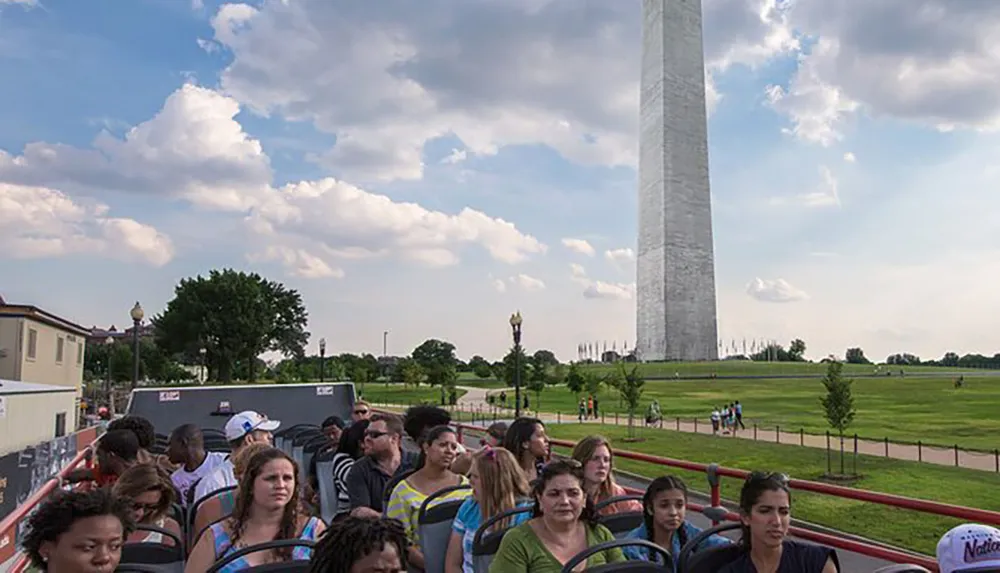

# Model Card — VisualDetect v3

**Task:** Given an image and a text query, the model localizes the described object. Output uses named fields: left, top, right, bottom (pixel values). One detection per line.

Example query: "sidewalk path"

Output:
left=444, top=386, right=999, bottom=473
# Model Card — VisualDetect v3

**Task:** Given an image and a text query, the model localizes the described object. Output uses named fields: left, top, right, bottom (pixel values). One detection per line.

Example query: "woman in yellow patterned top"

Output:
left=385, top=424, right=470, bottom=570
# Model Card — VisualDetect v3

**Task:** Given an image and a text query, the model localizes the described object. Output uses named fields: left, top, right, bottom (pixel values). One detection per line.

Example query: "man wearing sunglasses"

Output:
left=346, top=413, right=418, bottom=518
left=351, top=401, right=372, bottom=425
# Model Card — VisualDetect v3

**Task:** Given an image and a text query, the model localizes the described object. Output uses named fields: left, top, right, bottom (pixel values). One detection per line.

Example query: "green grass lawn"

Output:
left=509, top=375, right=1000, bottom=450
left=578, top=360, right=982, bottom=378
left=357, top=384, right=468, bottom=406
left=545, top=424, right=1000, bottom=556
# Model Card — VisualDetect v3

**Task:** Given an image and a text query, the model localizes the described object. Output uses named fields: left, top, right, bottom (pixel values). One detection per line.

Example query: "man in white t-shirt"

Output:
left=192, top=410, right=280, bottom=503
left=167, top=424, right=229, bottom=506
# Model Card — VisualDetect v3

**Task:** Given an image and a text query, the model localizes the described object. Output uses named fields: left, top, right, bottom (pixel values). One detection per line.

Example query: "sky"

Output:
left=3, top=0, right=1000, bottom=364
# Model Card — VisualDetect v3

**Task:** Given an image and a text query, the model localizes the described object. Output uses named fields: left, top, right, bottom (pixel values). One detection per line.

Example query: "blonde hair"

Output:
left=570, top=435, right=618, bottom=503
left=232, top=442, right=272, bottom=480
left=112, top=463, right=175, bottom=524
left=473, top=447, right=530, bottom=533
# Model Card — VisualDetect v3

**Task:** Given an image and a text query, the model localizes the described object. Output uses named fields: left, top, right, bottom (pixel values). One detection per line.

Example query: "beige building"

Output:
left=0, top=300, right=89, bottom=427
left=0, top=380, right=78, bottom=456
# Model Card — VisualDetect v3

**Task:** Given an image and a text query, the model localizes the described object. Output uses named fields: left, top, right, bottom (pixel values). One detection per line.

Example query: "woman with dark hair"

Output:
left=112, top=463, right=182, bottom=544
left=309, top=516, right=408, bottom=573
left=718, top=472, right=839, bottom=573
left=385, top=425, right=470, bottom=571
left=330, top=419, right=371, bottom=520
left=22, top=488, right=135, bottom=573
left=489, top=460, right=624, bottom=572
left=501, top=417, right=549, bottom=483
left=622, top=475, right=730, bottom=567
left=186, top=448, right=326, bottom=573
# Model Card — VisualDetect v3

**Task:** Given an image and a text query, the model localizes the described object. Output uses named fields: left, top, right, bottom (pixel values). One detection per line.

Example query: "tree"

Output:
left=411, top=339, right=458, bottom=386
left=788, top=339, right=807, bottom=361
left=584, top=371, right=603, bottom=398
left=468, top=355, right=493, bottom=379
left=617, top=364, right=646, bottom=439
left=155, top=269, right=309, bottom=382
left=501, top=346, right=530, bottom=389
left=820, top=361, right=856, bottom=475
left=844, top=348, right=870, bottom=364
left=531, top=349, right=559, bottom=368
left=392, top=358, right=425, bottom=388
left=565, top=363, right=586, bottom=398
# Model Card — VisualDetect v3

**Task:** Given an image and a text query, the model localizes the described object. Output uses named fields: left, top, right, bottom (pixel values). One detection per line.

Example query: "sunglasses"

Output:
left=354, top=409, right=370, bottom=415
left=365, top=430, right=390, bottom=439
left=747, top=471, right=790, bottom=485
left=132, top=501, right=161, bottom=513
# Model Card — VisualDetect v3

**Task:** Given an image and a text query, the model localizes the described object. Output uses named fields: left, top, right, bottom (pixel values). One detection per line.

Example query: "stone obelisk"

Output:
left=636, top=0, right=719, bottom=361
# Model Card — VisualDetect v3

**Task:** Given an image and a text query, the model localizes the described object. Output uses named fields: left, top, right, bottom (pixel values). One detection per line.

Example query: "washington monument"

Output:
left=636, top=0, right=719, bottom=361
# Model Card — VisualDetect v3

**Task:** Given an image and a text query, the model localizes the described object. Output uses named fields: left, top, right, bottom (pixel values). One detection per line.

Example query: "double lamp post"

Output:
left=510, top=311, right=523, bottom=418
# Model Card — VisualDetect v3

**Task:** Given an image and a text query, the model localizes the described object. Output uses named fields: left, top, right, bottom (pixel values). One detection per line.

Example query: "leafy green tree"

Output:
left=398, top=358, right=425, bottom=387
left=411, top=339, right=458, bottom=386
left=616, top=364, right=646, bottom=439
left=584, top=371, right=603, bottom=398
left=155, top=269, right=309, bottom=382
left=565, top=363, right=586, bottom=398
left=531, top=349, right=559, bottom=368
left=501, top=346, right=530, bottom=388
left=820, top=361, right=857, bottom=475
left=844, top=347, right=870, bottom=364
left=468, top=355, right=493, bottom=378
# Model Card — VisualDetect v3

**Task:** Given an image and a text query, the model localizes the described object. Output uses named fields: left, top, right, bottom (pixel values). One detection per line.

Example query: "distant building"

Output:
left=0, top=296, right=90, bottom=429
left=0, top=379, right=78, bottom=456
left=87, top=323, right=154, bottom=346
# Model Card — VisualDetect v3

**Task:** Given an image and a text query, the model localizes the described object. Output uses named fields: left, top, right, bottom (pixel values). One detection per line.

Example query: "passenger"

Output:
left=108, top=415, right=171, bottom=470
left=321, top=416, right=346, bottom=446
left=309, top=516, right=409, bottom=573
left=112, top=464, right=183, bottom=545
left=193, top=410, right=280, bottom=502
left=571, top=435, right=642, bottom=515
left=445, top=447, right=532, bottom=573
left=488, top=459, right=624, bottom=572
left=346, top=413, right=418, bottom=518
left=501, top=417, right=549, bottom=484
left=719, top=472, right=839, bottom=573
left=186, top=448, right=326, bottom=573
left=386, top=425, right=470, bottom=570
left=352, top=401, right=372, bottom=424
left=622, top=475, right=730, bottom=567
left=936, top=523, right=1000, bottom=573
left=167, top=424, right=228, bottom=506
left=331, top=419, right=371, bottom=521
left=191, top=442, right=272, bottom=545
left=22, top=488, right=135, bottom=573
left=480, top=422, right=508, bottom=450
left=65, top=429, right=140, bottom=486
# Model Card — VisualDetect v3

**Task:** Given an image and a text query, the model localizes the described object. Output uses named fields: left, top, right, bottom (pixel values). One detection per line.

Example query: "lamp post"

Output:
left=129, top=302, right=143, bottom=389
left=105, top=336, right=114, bottom=414
left=319, top=338, right=327, bottom=383
left=509, top=311, right=523, bottom=418
left=199, top=347, right=207, bottom=383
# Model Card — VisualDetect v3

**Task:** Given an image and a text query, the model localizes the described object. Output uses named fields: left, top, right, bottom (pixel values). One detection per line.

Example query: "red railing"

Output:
left=0, top=427, right=100, bottom=571
left=449, top=420, right=999, bottom=572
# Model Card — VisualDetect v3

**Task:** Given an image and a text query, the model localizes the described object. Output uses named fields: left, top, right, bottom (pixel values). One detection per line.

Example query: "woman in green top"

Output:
left=489, top=460, right=625, bottom=572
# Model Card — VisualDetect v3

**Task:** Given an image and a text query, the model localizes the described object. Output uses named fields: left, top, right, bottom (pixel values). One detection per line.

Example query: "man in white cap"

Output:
left=192, top=410, right=280, bottom=503
left=937, top=523, right=1000, bottom=573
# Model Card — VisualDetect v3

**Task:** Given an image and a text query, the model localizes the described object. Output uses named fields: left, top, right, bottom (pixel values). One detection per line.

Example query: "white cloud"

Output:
left=569, top=263, right=587, bottom=279
left=583, top=281, right=634, bottom=300
left=491, top=276, right=507, bottom=293
left=441, top=149, right=468, bottom=164
left=0, top=84, right=547, bottom=277
left=0, top=183, right=174, bottom=266
left=204, top=0, right=798, bottom=182
left=510, top=273, right=545, bottom=291
left=605, top=247, right=635, bottom=264
left=843, top=151, right=856, bottom=163
left=769, top=165, right=840, bottom=207
left=561, top=238, right=595, bottom=257
left=745, top=277, right=808, bottom=303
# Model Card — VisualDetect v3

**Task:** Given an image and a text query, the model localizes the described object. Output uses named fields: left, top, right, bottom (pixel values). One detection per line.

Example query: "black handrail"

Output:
left=560, top=539, right=672, bottom=573
left=676, top=522, right=741, bottom=573
left=593, top=494, right=644, bottom=513
left=471, top=506, right=533, bottom=554
left=205, top=539, right=316, bottom=573
left=417, top=483, right=471, bottom=523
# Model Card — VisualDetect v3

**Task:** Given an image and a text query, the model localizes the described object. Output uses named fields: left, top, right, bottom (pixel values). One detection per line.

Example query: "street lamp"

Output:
left=199, top=347, right=207, bottom=383
left=105, top=336, right=114, bottom=414
left=319, top=338, right=327, bottom=383
left=509, top=311, right=523, bottom=418
left=129, top=302, right=143, bottom=389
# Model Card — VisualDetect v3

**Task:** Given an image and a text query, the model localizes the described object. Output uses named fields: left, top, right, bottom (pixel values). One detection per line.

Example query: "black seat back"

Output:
left=418, top=484, right=472, bottom=573
left=561, top=539, right=672, bottom=573
left=678, top=522, right=743, bottom=573
left=872, top=566, right=932, bottom=573
left=189, top=485, right=238, bottom=543
left=382, top=468, right=417, bottom=509
left=594, top=495, right=644, bottom=538
left=471, top=506, right=533, bottom=572
left=120, top=525, right=185, bottom=565
left=205, top=539, right=315, bottom=573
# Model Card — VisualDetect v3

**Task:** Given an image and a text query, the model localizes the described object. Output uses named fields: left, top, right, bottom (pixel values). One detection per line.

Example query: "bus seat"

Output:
left=561, top=539, right=672, bottom=573
left=417, top=485, right=472, bottom=573
left=471, top=506, right=533, bottom=573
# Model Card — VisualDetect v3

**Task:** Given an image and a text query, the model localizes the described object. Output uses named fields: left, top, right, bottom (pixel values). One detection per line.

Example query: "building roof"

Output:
left=0, top=302, right=91, bottom=337
left=0, top=379, right=77, bottom=395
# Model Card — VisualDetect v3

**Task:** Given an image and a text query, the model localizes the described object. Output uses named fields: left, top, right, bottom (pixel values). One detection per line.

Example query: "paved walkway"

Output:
left=443, top=386, right=1000, bottom=473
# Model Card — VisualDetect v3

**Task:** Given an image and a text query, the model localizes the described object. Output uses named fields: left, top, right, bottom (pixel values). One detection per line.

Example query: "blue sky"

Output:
left=3, top=0, right=1000, bottom=363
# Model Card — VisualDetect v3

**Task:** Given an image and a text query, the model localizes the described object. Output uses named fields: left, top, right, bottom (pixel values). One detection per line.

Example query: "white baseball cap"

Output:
left=224, top=410, right=281, bottom=441
left=937, top=523, right=1000, bottom=573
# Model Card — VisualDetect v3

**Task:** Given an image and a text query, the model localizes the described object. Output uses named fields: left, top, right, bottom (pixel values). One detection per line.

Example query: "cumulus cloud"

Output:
left=0, top=84, right=546, bottom=276
left=510, top=273, right=545, bottom=291
left=745, top=277, right=808, bottom=303
left=569, top=262, right=633, bottom=300
left=561, top=238, right=595, bottom=257
left=769, top=166, right=840, bottom=207
left=769, top=1, right=1000, bottom=142
left=843, top=152, right=856, bottom=163
left=605, top=247, right=635, bottom=264
left=203, top=0, right=798, bottom=182
left=0, top=183, right=174, bottom=266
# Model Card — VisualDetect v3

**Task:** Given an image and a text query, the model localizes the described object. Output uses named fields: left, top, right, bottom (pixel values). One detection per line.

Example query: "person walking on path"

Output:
left=735, top=401, right=746, bottom=430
